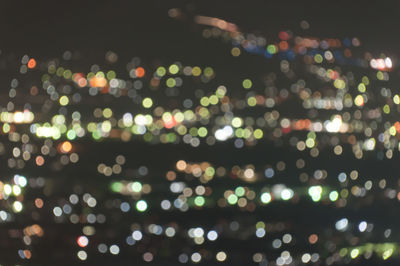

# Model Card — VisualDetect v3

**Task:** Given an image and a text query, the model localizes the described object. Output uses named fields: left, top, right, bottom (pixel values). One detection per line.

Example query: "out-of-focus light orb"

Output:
left=335, top=218, right=349, bottom=231
left=59, top=95, right=69, bottom=106
left=235, top=187, right=245, bottom=197
left=77, top=250, right=87, bottom=260
left=242, top=79, right=252, bottom=89
left=215, top=126, right=233, bottom=141
left=165, top=227, right=176, bottom=237
left=364, top=138, right=376, bottom=151
left=178, top=253, right=189, bottom=263
left=264, top=168, right=274, bottom=179
left=27, top=58, right=37, bottom=69
left=256, top=228, right=266, bottom=238
left=13, top=201, right=23, bottom=212
left=354, top=94, right=364, bottom=107
left=350, top=248, right=359, bottom=259
left=358, top=221, right=367, bottom=232
left=15, top=175, right=27, bottom=187
left=109, top=244, right=120, bottom=255
left=231, top=117, right=243, bottom=128
left=135, top=67, right=145, bottom=77
left=281, top=188, right=294, bottom=200
left=383, top=248, right=394, bottom=260
left=131, top=182, right=142, bottom=193
left=60, top=141, right=72, bottom=153
left=227, top=194, right=238, bottom=205
left=244, top=168, right=254, bottom=179
left=161, top=199, right=171, bottom=210
left=169, top=64, right=179, bottom=74
left=207, top=230, right=218, bottom=241
left=325, top=115, right=343, bottom=132
left=4, top=184, right=12, bottom=195
left=194, top=196, right=205, bottom=206
left=193, top=227, right=204, bottom=237
left=53, top=207, right=62, bottom=217
left=120, top=202, right=130, bottom=212
left=231, top=47, right=241, bottom=57
left=143, top=252, right=154, bottom=262
left=12, top=185, right=21, bottom=196
left=132, top=230, right=143, bottom=241
left=308, top=186, right=322, bottom=202
left=13, top=112, right=24, bottom=123
left=329, top=191, right=339, bottom=201
left=77, top=236, right=89, bottom=247
left=156, top=66, right=166, bottom=76
left=142, top=97, right=153, bottom=108
left=191, top=252, right=201, bottom=263
left=385, top=57, right=392, bottom=68
left=136, top=200, right=148, bottom=212
left=301, top=253, right=311, bottom=263
left=216, top=251, right=227, bottom=262
left=260, top=192, right=272, bottom=204
left=111, top=182, right=123, bottom=192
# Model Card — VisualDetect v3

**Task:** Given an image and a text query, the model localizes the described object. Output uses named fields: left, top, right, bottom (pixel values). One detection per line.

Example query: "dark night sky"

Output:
left=1, top=1, right=400, bottom=57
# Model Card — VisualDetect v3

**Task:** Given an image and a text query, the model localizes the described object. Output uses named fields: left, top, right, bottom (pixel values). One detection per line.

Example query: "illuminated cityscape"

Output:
left=0, top=1, right=400, bottom=265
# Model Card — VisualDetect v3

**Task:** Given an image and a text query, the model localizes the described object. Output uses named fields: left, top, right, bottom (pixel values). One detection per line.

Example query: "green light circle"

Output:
left=227, top=194, right=238, bottom=205
left=194, top=196, right=205, bottom=206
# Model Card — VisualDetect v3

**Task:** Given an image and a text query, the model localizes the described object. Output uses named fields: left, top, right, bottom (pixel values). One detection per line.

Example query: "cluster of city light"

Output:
left=0, top=110, right=34, bottom=124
